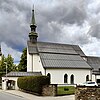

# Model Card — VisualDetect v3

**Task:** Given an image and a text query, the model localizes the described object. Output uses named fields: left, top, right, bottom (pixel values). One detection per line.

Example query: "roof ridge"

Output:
left=37, top=41, right=78, bottom=46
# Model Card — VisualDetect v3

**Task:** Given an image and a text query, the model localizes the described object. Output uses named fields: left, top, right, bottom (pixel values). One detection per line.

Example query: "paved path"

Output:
left=0, top=90, right=26, bottom=100
left=5, top=90, right=75, bottom=100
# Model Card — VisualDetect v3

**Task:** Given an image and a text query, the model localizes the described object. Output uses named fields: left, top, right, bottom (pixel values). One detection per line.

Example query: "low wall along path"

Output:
left=75, top=86, right=100, bottom=100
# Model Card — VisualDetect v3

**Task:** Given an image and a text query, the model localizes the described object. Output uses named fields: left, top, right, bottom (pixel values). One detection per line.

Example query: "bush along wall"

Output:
left=17, top=76, right=50, bottom=95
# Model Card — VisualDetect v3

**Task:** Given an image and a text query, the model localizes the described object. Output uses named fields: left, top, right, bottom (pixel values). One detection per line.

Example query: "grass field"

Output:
left=57, top=86, right=75, bottom=96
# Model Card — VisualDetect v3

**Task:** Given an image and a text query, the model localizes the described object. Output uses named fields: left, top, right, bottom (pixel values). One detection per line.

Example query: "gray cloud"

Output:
left=36, top=0, right=87, bottom=24
left=0, top=0, right=31, bottom=51
left=0, top=0, right=88, bottom=50
left=74, top=34, right=90, bottom=45
left=35, top=0, right=88, bottom=44
left=88, top=24, right=100, bottom=39
left=1, top=0, right=100, bottom=59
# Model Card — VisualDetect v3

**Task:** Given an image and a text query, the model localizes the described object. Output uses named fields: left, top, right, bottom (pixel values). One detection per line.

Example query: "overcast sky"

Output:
left=0, top=0, right=100, bottom=63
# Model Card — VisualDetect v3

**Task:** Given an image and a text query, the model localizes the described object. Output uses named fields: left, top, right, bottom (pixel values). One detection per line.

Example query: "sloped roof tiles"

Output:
left=27, top=41, right=91, bottom=69
left=87, top=56, right=100, bottom=70
left=5, top=72, right=42, bottom=77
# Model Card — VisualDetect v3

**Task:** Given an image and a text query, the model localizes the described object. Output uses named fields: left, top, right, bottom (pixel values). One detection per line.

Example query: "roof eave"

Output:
left=44, top=67, right=92, bottom=69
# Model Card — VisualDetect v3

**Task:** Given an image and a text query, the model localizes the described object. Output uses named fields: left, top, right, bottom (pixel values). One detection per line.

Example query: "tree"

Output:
left=6, top=54, right=16, bottom=72
left=0, top=55, right=6, bottom=76
left=0, top=54, right=16, bottom=74
left=0, top=54, right=15, bottom=82
left=18, top=48, right=27, bottom=71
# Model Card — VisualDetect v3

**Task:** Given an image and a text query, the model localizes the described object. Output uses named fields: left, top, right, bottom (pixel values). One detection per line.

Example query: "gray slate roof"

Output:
left=72, top=45, right=85, bottom=57
left=87, top=56, right=100, bottom=71
left=28, top=42, right=38, bottom=54
left=28, top=41, right=91, bottom=69
left=27, top=41, right=85, bottom=56
left=40, top=53, right=91, bottom=69
left=6, top=72, right=42, bottom=77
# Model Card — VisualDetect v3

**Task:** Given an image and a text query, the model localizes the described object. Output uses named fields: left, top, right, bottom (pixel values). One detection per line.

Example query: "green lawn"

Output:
left=57, top=86, right=75, bottom=96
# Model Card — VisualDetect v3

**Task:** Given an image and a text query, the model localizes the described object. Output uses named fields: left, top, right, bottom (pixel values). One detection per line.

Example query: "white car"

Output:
left=80, top=81, right=98, bottom=86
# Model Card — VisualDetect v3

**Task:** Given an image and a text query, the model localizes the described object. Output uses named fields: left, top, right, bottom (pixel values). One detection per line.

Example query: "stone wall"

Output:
left=42, top=84, right=57, bottom=96
left=75, top=86, right=100, bottom=100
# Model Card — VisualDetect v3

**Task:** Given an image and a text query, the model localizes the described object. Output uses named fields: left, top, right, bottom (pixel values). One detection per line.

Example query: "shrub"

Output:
left=57, top=86, right=75, bottom=95
left=17, top=76, right=50, bottom=94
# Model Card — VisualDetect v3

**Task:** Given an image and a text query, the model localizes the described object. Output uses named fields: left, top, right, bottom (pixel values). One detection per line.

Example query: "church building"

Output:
left=2, top=7, right=100, bottom=90
left=27, top=7, right=92, bottom=85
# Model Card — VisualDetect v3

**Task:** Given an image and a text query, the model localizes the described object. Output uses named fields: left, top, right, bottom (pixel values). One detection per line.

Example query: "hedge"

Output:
left=17, top=76, right=50, bottom=94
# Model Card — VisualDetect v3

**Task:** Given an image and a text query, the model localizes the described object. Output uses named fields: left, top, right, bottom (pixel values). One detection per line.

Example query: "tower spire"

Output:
left=31, top=5, right=36, bottom=26
left=29, top=5, right=38, bottom=43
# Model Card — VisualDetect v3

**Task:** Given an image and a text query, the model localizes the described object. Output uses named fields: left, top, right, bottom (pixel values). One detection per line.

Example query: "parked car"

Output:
left=79, top=81, right=98, bottom=86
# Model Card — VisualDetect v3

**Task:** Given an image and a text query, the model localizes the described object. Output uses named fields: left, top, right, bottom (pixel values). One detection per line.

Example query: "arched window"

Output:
left=70, top=74, right=74, bottom=84
left=86, top=75, right=89, bottom=81
left=47, top=73, right=51, bottom=79
left=64, top=74, right=68, bottom=83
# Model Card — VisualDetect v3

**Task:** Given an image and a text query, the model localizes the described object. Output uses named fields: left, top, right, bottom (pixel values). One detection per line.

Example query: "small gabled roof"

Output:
left=5, top=72, right=42, bottom=77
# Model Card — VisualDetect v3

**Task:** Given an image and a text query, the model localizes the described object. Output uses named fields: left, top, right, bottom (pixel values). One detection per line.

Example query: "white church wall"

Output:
left=46, top=68, right=91, bottom=85
left=27, top=48, right=33, bottom=72
left=27, top=50, right=45, bottom=74
left=33, top=54, right=45, bottom=75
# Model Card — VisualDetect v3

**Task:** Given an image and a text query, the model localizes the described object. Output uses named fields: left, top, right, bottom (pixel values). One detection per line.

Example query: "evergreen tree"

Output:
left=6, top=54, right=15, bottom=72
left=0, top=55, right=6, bottom=75
left=0, top=54, right=15, bottom=82
left=18, top=48, right=27, bottom=71
left=0, top=54, right=16, bottom=75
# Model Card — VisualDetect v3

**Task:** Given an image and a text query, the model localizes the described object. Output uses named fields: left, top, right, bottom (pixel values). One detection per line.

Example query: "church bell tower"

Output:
left=29, top=6, right=38, bottom=43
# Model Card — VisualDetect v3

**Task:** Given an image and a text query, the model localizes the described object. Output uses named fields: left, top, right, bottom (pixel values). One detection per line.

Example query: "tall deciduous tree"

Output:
left=18, top=48, right=27, bottom=71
